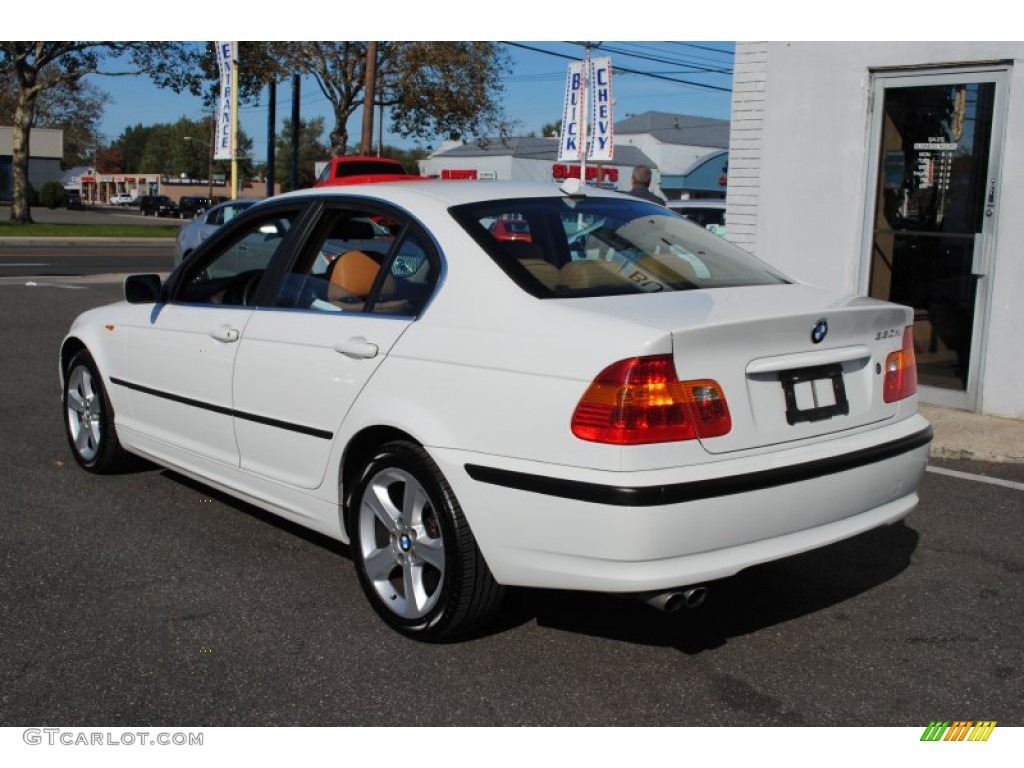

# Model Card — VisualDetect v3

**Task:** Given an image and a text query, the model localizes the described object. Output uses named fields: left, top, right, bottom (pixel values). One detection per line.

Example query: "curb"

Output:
left=0, top=238, right=175, bottom=246
left=920, top=405, right=1024, bottom=465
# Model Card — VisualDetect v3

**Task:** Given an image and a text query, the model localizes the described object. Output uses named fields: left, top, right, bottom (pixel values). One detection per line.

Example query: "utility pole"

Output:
left=290, top=73, right=300, bottom=191
left=360, top=42, right=378, bottom=156
left=266, top=80, right=276, bottom=197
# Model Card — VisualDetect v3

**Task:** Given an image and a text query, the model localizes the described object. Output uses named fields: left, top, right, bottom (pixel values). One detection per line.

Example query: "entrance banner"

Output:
left=588, top=57, right=613, bottom=162
left=558, top=61, right=584, bottom=162
left=214, top=42, right=236, bottom=161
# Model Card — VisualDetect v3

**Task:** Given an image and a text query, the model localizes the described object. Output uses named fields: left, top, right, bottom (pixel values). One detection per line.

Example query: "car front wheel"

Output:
left=348, top=440, right=504, bottom=642
left=63, top=350, right=132, bottom=473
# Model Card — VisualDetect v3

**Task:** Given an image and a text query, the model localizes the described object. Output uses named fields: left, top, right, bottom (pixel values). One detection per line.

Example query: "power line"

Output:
left=585, top=42, right=733, bottom=75
left=668, top=42, right=735, bottom=57
left=502, top=41, right=732, bottom=93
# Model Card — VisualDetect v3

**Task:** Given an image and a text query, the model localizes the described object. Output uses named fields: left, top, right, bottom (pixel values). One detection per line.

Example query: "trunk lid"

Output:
left=567, top=284, right=914, bottom=454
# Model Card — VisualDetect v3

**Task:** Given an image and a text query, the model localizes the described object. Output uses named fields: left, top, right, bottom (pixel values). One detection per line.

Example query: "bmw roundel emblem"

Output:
left=811, top=319, right=828, bottom=344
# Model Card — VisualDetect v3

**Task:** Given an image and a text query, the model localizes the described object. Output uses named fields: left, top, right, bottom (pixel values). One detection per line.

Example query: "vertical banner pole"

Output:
left=557, top=47, right=612, bottom=188
left=230, top=42, right=239, bottom=200
left=580, top=45, right=589, bottom=187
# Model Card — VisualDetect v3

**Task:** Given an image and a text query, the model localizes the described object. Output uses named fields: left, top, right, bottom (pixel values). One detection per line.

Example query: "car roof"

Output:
left=272, top=180, right=636, bottom=210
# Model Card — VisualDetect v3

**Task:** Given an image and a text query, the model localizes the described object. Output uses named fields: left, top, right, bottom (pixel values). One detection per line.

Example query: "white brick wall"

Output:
left=726, top=43, right=768, bottom=254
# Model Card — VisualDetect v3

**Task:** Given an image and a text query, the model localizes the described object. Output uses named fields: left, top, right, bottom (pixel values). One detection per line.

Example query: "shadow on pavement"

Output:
left=497, top=521, right=919, bottom=653
left=158, top=468, right=919, bottom=652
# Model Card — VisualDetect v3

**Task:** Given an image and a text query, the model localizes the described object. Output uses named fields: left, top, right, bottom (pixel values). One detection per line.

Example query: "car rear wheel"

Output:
left=63, top=350, right=132, bottom=474
left=348, top=440, right=503, bottom=642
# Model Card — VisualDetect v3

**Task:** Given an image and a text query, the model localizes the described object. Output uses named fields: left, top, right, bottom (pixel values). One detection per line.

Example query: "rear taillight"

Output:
left=571, top=355, right=731, bottom=445
left=883, top=326, right=918, bottom=403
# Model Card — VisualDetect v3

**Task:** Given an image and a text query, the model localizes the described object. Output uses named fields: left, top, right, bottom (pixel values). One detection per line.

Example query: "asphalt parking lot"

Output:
left=21, top=203, right=185, bottom=227
left=1, top=272, right=1022, bottom=728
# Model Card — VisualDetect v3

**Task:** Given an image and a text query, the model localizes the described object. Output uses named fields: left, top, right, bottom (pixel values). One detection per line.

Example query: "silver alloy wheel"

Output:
left=357, top=467, right=446, bottom=620
left=66, top=363, right=102, bottom=462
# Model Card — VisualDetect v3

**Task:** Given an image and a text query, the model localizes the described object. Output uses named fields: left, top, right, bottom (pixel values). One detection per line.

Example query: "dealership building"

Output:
left=728, top=42, right=1024, bottom=418
left=420, top=111, right=730, bottom=201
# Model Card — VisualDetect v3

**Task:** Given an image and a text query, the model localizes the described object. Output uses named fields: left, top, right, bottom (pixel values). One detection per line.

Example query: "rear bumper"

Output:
left=430, top=415, right=931, bottom=592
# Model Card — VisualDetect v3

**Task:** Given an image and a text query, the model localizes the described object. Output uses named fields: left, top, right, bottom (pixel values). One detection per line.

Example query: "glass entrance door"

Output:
left=866, top=71, right=1005, bottom=409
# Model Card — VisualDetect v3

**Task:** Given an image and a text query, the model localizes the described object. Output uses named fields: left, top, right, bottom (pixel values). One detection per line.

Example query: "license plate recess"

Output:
left=780, top=363, right=850, bottom=426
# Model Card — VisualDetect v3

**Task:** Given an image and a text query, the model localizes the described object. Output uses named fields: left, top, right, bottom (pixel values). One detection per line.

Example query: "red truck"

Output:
left=314, top=156, right=428, bottom=187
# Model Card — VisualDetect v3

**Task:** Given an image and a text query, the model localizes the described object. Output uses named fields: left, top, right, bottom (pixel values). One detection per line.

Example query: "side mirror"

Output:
left=124, top=274, right=162, bottom=304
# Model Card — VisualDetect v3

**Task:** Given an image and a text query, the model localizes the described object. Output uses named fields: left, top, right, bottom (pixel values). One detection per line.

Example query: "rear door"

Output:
left=232, top=202, right=441, bottom=489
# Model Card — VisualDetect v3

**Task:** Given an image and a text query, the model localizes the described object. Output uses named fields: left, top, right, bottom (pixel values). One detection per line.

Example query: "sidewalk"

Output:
left=920, top=404, right=1024, bottom=464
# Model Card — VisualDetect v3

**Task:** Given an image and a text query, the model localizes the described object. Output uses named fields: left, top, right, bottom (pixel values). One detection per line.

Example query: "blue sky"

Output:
left=84, top=42, right=736, bottom=160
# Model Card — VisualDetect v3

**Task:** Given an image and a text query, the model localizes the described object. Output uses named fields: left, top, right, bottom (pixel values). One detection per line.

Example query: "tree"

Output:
left=110, top=117, right=254, bottom=179
left=272, top=42, right=372, bottom=156
left=0, top=63, right=108, bottom=168
left=94, top=146, right=123, bottom=173
left=115, top=123, right=154, bottom=175
left=0, top=41, right=203, bottom=224
left=273, top=116, right=329, bottom=191
left=540, top=120, right=562, bottom=138
left=383, top=43, right=508, bottom=143
left=381, top=145, right=430, bottom=175
left=275, top=42, right=508, bottom=157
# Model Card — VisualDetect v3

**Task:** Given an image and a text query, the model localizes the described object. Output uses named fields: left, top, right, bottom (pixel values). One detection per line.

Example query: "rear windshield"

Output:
left=450, top=196, right=788, bottom=298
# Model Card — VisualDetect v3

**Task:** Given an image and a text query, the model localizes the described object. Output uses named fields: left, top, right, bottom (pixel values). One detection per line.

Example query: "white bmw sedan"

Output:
left=60, top=181, right=931, bottom=641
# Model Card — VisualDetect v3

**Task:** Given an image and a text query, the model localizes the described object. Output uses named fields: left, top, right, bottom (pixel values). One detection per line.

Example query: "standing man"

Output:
left=627, top=165, right=665, bottom=205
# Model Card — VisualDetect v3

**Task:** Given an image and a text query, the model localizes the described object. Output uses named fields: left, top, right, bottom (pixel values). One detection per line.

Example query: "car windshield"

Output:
left=451, top=196, right=788, bottom=298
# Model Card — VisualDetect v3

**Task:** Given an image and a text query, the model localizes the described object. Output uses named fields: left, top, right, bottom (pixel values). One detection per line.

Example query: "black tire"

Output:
left=347, top=440, right=504, bottom=642
left=63, top=349, right=132, bottom=474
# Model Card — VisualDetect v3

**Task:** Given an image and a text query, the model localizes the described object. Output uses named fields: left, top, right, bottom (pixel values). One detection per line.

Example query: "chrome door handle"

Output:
left=334, top=337, right=379, bottom=359
left=209, top=325, right=240, bottom=343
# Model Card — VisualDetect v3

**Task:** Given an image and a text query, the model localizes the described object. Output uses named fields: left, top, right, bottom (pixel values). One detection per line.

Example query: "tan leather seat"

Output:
left=634, top=255, right=698, bottom=285
left=559, top=260, right=627, bottom=290
left=520, top=258, right=561, bottom=290
left=499, top=241, right=560, bottom=291
left=327, top=250, right=380, bottom=307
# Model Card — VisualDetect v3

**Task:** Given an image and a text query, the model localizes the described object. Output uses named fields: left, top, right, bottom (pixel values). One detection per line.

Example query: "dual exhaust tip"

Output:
left=640, top=586, right=708, bottom=613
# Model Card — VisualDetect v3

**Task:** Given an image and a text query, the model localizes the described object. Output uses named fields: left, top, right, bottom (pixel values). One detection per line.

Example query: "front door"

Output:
left=865, top=69, right=1006, bottom=410
left=118, top=204, right=304, bottom=466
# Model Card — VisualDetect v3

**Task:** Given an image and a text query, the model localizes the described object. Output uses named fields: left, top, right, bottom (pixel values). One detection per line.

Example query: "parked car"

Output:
left=138, top=195, right=179, bottom=218
left=65, top=190, right=84, bottom=210
left=60, top=181, right=931, bottom=641
left=667, top=199, right=727, bottom=237
left=175, top=198, right=263, bottom=265
left=488, top=218, right=532, bottom=242
left=178, top=195, right=215, bottom=219
left=314, top=155, right=427, bottom=187
left=109, top=193, right=135, bottom=206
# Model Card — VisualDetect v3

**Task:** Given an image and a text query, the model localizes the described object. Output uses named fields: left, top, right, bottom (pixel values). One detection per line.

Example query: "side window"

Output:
left=221, top=203, right=247, bottom=225
left=176, top=209, right=300, bottom=306
left=371, top=232, right=434, bottom=316
left=273, top=209, right=437, bottom=316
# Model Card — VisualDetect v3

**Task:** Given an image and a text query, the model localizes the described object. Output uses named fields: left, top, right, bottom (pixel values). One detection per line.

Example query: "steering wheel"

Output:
left=239, top=271, right=263, bottom=306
